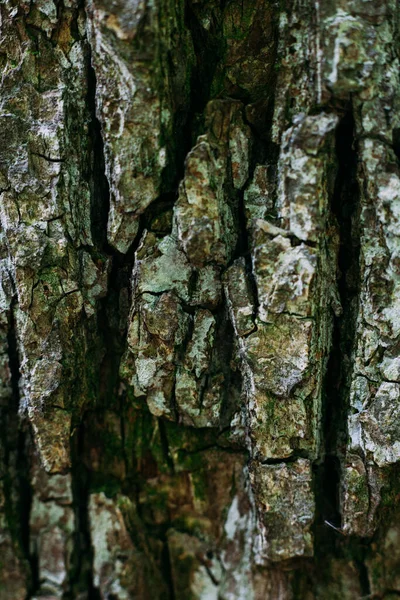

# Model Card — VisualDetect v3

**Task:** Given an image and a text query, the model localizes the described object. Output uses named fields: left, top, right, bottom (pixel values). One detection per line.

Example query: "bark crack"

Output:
left=314, top=109, right=361, bottom=553
left=5, top=299, right=37, bottom=596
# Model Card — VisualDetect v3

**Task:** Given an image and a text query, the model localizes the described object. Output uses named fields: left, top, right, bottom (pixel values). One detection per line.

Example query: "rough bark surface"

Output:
left=1, top=0, right=400, bottom=598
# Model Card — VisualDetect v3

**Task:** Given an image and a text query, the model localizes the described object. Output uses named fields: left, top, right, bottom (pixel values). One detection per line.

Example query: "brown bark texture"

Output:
left=1, top=0, right=400, bottom=598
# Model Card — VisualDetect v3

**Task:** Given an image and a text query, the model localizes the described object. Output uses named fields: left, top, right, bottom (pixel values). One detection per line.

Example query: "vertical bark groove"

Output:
left=315, top=108, right=361, bottom=544
left=5, top=301, right=37, bottom=597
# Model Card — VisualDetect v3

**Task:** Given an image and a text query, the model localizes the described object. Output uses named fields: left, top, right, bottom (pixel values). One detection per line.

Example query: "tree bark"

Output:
left=1, top=0, right=400, bottom=598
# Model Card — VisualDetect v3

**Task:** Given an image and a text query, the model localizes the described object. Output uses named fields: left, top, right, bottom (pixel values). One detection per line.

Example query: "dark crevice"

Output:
left=87, top=56, right=110, bottom=253
left=357, top=558, right=371, bottom=599
left=158, top=418, right=175, bottom=475
left=185, top=1, right=225, bottom=122
left=233, top=185, right=260, bottom=320
left=213, top=305, right=241, bottom=428
left=67, top=47, right=122, bottom=598
left=18, top=427, right=37, bottom=598
left=314, top=109, right=361, bottom=555
left=6, top=299, right=21, bottom=416
left=5, top=300, right=38, bottom=596
left=69, top=421, right=101, bottom=600
left=392, top=127, right=400, bottom=162
left=86, top=45, right=140, bottom=410
left=162, top=539, right=176, bottom=600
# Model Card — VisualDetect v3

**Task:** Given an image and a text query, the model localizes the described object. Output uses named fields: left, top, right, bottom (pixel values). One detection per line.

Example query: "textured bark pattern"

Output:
left=1, top=0, right=400, bottom=598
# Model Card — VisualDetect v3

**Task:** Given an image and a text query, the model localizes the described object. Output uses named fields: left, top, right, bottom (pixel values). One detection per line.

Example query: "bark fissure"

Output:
left=87, top=58, right=110, bottom=254
left=315, top=109, right=361, bottom=555
left=162, top=537, right=176, bottom=600
left=70, top=423, right=99, bottom=599
left=357, top=557, right=371, bottom=600
left=5, top=301, right=37, bottom=597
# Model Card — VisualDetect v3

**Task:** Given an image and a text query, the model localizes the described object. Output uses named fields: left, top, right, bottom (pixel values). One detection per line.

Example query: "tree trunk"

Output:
left=1, top=0, right=399, bottom=598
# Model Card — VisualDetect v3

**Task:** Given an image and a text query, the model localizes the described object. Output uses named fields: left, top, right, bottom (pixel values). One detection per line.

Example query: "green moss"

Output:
left=101, top=429, right=124, bottom=460
left=140, top=484, right=170, bottom=515
left=191, top=474, right=208, bottom=503
left=123, top=408, right=172, bottom=474
left=90, top=474, right=121, bottom=498
left=172, top=515, right=211, bottom=539
left=164, top=421, right=219, bottom=454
